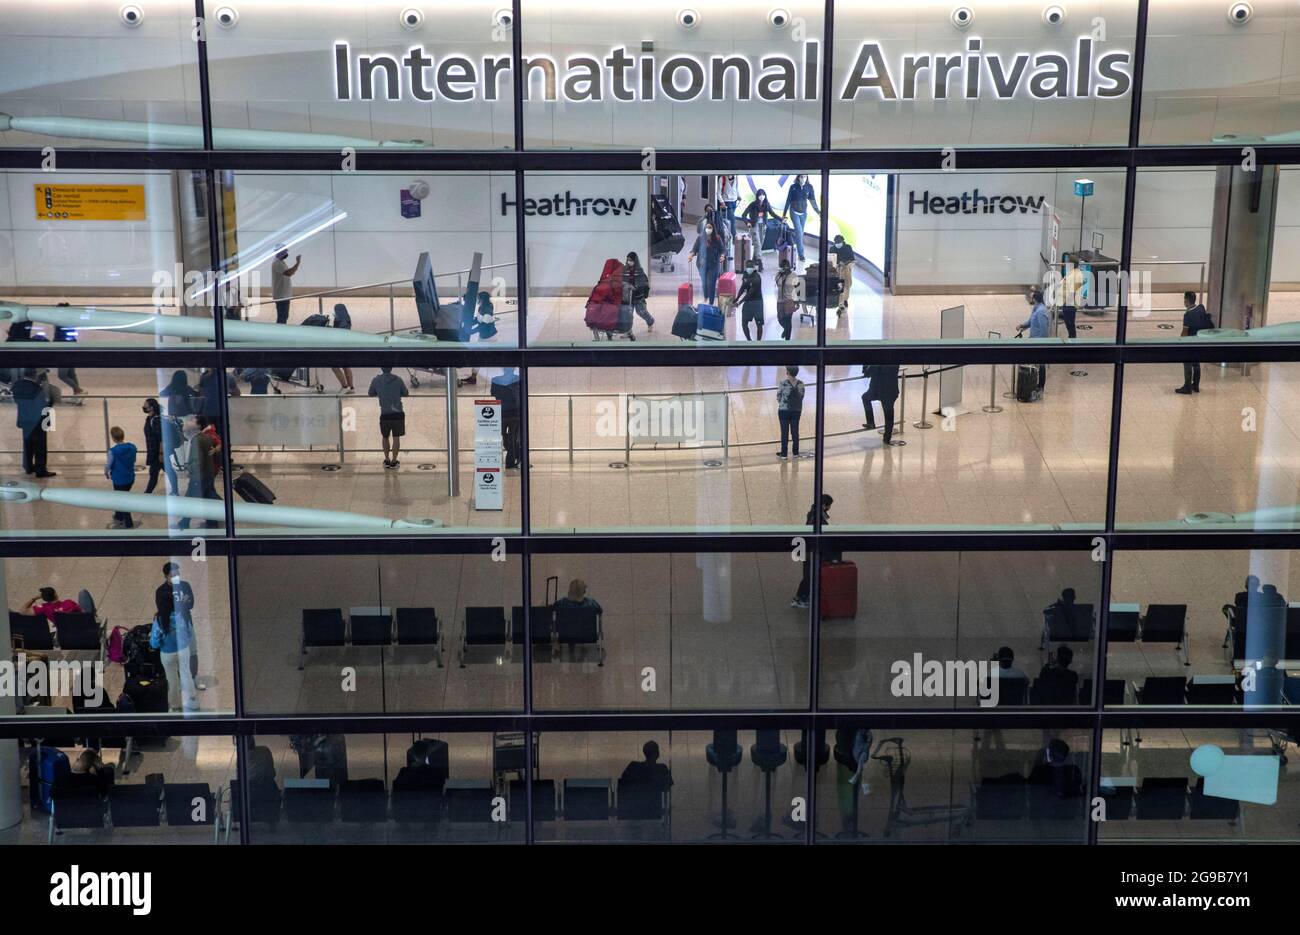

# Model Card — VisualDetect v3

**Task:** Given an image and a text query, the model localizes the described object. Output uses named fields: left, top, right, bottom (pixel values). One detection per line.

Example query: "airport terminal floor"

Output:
left=11, top=0, right=1300, bottom=855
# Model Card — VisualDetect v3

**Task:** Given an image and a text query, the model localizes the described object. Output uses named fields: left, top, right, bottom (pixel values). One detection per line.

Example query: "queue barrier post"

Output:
left=983, top=332, right=1004, bottom=414
left=897, top=368, right=907, bottom=438
left=913, top=369, right=934, bottom=429
left=567, top=396, right=574, bottom=465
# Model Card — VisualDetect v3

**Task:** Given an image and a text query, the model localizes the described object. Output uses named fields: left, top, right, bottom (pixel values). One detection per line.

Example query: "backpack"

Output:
left=107, top=625, right=128, bottom=664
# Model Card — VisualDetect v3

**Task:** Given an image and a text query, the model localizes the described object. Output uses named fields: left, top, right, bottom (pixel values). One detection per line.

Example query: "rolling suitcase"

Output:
left=1014, top=365, right=1038, bottom=403
left=762, top=217, right=782, bottom=251
left=677, top=281, right=694, bottom=306
left=734, top=234, right=752, bottom=270
left=29, top=746, right=70, bottom=813
left=698, top=304, right=725, bottom=336
left=820, top=560, right=858, bottom=620
left=716, top=271, right=738, bottom=298
left=122, top=664, right=169, bottom=713
left=234, top=471, right=276, bottom=504
left=672, top=305, right=698, bottom=340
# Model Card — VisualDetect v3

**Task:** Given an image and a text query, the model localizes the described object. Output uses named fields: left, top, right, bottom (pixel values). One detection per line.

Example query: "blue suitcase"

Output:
left=698, top=303, right=724, bottom=335
left=29, top=746, right=70, bottom=813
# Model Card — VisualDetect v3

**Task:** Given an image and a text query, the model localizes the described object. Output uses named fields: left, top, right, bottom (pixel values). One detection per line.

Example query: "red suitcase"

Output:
left=820, top=560, right=857, bottom=620
left=716, top=271, right=738, bottom=297
left=678, top=281, right=694, bottom=306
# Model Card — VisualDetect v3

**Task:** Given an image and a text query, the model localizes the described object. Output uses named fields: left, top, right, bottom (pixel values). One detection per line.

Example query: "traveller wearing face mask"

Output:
left=781, top=175, right=819, bottom=264
left=155, top=562, right=203, bottom=692
left=697, top=203, right=732, bottom=266
left=718, top=174, right=740, bottom=239
left=734, top=259, right=766, bottom=341
left=689, top=222, right=726, bottom=305
left=623, top=252, right=655, bottom=331
left=741, top=188, right=777, bottom=245
left=831, top=233, right=855, bottom=313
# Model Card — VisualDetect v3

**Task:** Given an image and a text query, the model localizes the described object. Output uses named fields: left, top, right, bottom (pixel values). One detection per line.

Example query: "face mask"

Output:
left=170, top=576, right=180, bottom=584
left=705, top=227, right=714, bottom=235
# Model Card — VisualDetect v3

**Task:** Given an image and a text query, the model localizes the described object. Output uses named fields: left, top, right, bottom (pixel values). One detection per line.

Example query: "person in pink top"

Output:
left=22, top=587, right=81, bottom=630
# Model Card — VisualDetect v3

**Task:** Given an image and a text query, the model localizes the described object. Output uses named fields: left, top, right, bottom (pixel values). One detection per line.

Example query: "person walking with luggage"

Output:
left=861, top=363, right=901, bottom=445
left=176, top=414, right=219, bottom=529
left=831, top=234, right=855, bottom=313
left=1016, top=288, right=1051, bottom=394
left=741, top=189, right=778, bottom=253
left=12, top=368, right=58, bottom=478
left=697, top=204, right=732, bottom=264
left=149, top=603, right=198, bottom=712
left=689, top=221, right=726, bottom=305
left=734, top=260, right=766, bottom=341
left=491, top=367, right=523, bottom=469
left=142, top=398, right=166, bottom=494
left=781, top=174, right=819, bottom=264
left=270, top=245, right=301, bottom=324
left=776, top=366, right=805, bottom=459
left=775, top=258, right=804, bottom=339
left=1177, top=291, right=1214, bottom=394
left=104, top=426, right=138, bottom=529
left=368, top=366, right=409, bottom=469
left=718, top=174, right=740, bottom=241
left=156, top=561, right=202, bottom=687
left=792, top=494, right=835, bottom=608
left=623, top=252, right=655, bottom=332
left=160, top=369, right=200, bottom=420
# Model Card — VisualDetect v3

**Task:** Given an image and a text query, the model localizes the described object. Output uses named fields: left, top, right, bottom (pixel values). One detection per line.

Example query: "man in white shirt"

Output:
left=1058, top=255, right=1086, bottom=339
left=271, top=245, right=301, bottom=324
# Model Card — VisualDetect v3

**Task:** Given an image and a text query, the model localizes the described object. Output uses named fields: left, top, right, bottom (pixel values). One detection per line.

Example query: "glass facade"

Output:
left=2, top=0, right=1300, bottom=849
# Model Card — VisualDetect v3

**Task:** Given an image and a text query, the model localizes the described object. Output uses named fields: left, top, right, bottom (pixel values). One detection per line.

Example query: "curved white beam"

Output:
left=0, top=114, right=428, bottom=150
left=0, top=480, right=443, bottom=531
left=0, top=301, right=439, bottom=347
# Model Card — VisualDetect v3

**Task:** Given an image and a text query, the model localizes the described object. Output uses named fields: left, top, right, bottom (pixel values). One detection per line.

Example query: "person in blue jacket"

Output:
left=149, top=608, right=197, bottom=712
left=689, top=220, right=726, bottom=305
left=781, top=174, right=820, bottom=263
left=104, top=426, right=137, bottom=529
left=12, top=369, right=57, bottom=477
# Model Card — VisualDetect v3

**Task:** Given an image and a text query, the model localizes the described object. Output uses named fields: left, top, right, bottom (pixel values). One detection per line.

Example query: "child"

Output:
left=105, top=425, right=138, bottom=529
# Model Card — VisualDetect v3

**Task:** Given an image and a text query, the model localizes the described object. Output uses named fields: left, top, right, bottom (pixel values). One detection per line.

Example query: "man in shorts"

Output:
left=368, top=367, right=409, bottom=469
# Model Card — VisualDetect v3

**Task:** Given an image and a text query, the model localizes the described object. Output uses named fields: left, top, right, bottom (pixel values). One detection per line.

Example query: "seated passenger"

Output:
left=1033, top=645, right=1080, bottom=704
left=555, top=579, right=602, bottom=615
left=22, top=587, right=82, bottom=629
left=620, top=741, right=674, bottom=794
left=1028, top=739, right=1083, bottom=799
left=58, top=749, right=115, bottom=797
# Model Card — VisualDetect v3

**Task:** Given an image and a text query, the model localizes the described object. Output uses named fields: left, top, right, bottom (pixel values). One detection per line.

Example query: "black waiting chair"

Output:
left=975, top=773, right=1027, bottom=820
left=395, top=607, right=443, bottom=666
left=707, top=730, right=744, bottom=840
left=1187, top=777, right=1240, bottom=824
left=222, top=780, right=282, bottom=842
left=1099, top=783, right=1135, bottom=820
left=553, top=605, right=605, bottom=665
left=1135, top=676, right=1187, bottom=706
left=995, top=675, right=1029, bottom=707
left=1043, top=602, right=1095, bottom=644
left=52, top=612, right=102, bottom=661
left=1185, top=678, right=1240, bottom=706
left=1030, top=672, right=1081, bottom=705
left=1140, top=604, right=1189, bottom=665
left=391, top=769, right=444, bottom=825
left=1136, top=777, right=1188, bottom=820
left=512, top=605, right=556, bottom=649
left=164, top=782, right=218, bottom=838
left=509, top=778, right=557, bottom=822
left=48, top=785, right=108, bottom=842
left=1080, top=678, right=1126, bottom=706
left=349, top=610, right=392, bottom=647
left=9, top=612, right=53, bottom=651
left=615, top=777, right=665, bottom=821
left=1108, top=607, right=1140, bottom=643
left=108, top=783, right=163, bottom=828
left=445, top=780, right=496, bottom=823
left=339, top=779, right=389, bottom=823
left=750, top=729, right=788, bottom=840
left=1286, top=607, right=1300, bottom=659
left=299, top=608, right=346, bottom=669
left=459, top=607, right=509, bottom=666
left=562, top=779, right=613, bottom=821
left=283, top=780, right=336, bottom=823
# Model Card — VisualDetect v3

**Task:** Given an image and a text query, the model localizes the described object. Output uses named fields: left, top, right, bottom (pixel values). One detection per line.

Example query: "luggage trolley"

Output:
left=649, top=193, right=685, bottom=272
left=493, top=731, right=539, bottom=788
left=871, top=736, right=970, bottom=837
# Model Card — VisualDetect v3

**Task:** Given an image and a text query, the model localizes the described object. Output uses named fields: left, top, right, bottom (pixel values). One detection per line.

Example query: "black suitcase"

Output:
left=300, top=313, right=330, bottom=327
left=234, top=471, right=276, bottom=504
left=1015, top=365, right=1039, bottom=402
left=671, top=305, right=698, bottom=340
left=122, top=623, right=162, bottom=676
left=122, top=667, right=169, bottom=713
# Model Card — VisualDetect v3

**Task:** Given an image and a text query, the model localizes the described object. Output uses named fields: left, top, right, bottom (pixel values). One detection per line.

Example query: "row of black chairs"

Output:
left=974, top=773, right=1238, bottom=826
left=47, top=780, right=219, bottom=843
left=460, top=604, right=604, bottom=667
left=10, top=610, right=103, bottom=658
left=299, top=607, right=441, bottom=669
left=223, top=776, right=664, bottom=834
left=1105, top=604, right=1189, bottom=664
left=1221, top=603, right=1300, bottom=663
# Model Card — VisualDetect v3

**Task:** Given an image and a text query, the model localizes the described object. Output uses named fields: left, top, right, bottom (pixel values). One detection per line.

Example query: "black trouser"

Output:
left=502, top=413, right=522, bottom=468
left=862, top=393, right=896, bottom=445
left=796, top=559, right=811, bottom=602
left=1060, top=305, right=1077, bottom=339
left=778, top=311, right=793, bottom=340
left=742, top=307, right=763, bottom=341
left=22, top=427, right=47, bottom=474
left=275, top=299, right=290, bottom=324
left=1037, top=364, right=1048, bottom=390
left=112, top=481, right=134, bottom=527
left=778, top=410, right=800, bottom=456
left=145, top=459, right=163, bottom=494
left=1182, top=361, right=1201, bottom=389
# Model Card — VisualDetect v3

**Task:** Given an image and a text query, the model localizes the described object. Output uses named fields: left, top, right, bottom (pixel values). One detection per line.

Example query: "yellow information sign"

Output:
left=33, top=184, right=146, bottom=221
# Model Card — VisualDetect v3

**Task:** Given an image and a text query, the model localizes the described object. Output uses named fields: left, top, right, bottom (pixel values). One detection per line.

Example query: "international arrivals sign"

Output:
left=332, top=36, right=1131, bottom=104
